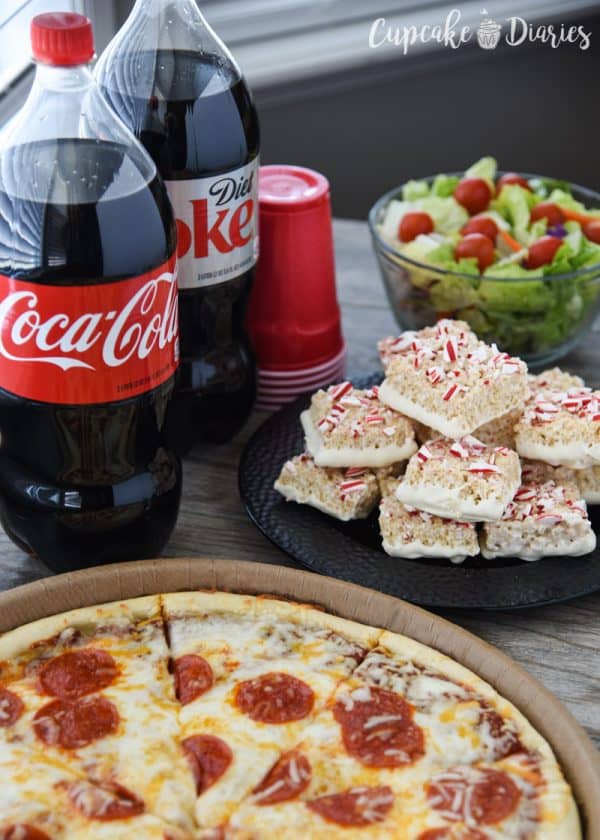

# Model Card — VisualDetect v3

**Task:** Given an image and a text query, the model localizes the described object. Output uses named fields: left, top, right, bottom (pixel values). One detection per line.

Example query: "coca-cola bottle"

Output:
left=0, top=12, right=181, bottom=572
left=95, top=0, right=260, bottom=450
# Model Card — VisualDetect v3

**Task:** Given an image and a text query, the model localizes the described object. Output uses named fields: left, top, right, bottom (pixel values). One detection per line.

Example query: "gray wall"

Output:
left=255, top=15, right=600, bottom=219
left=112, top=3, right=600, bottom=220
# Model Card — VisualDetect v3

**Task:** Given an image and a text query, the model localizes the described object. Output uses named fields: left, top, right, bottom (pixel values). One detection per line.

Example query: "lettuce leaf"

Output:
left=479, top=277, right=553, bottom=313
left=431, top=174, right=460, bottom=198
left=528, top=177, right=571, bottom=199
left=465, top=156, right=497, bottom=187
left=429, top=276, right=480, bottom=310
left=402, top=180, right=430, bottom=201
left=416, top=196, right=469, bottom=235
left=483, top=263, right=543, bottom=279
left=546, top=188, right=600, bottom=218
left=492, top=184, right=532, bottom=241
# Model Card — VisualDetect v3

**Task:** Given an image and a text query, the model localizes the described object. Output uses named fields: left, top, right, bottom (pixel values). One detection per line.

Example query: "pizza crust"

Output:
left=0, top=591, right=582, bottom=839
left=0, top=595, right=159, bottom=662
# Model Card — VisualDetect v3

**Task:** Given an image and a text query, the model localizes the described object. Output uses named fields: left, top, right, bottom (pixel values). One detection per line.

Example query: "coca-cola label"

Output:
left=166, top=159, right=259, bottom=289
left=0, top=254, right=179, bottom=405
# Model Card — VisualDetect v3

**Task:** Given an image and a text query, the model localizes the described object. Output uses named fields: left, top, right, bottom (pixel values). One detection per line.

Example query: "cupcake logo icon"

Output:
left=477, top=11, right=502, bottom=49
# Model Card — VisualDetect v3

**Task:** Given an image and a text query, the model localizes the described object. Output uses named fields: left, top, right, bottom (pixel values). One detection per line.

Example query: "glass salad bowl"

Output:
left=369, top=173, right=600, bottom=367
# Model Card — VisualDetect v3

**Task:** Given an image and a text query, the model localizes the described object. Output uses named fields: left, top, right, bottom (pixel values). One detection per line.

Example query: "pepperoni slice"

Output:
left=235, top=672, right=314, bottom=724
left=1, top=827, right=52, bottom=840
left=33, top=696, right=119, bottom=749
left=0, top=687, right=24, bottom=727
left=253, top=750, right=312, bottom=805
left=60, top=779, right=144, bottom=820
left=333, top=686, right=425, bottom=768
left=307, top=785, right=394, bottom=827
left=173, top=655, right=214, bottom=705
left=426, top=767, right=521, bottom=826
left=38, top=649, right=118, bottom=699
left=182, top=734, right=233, bottom=795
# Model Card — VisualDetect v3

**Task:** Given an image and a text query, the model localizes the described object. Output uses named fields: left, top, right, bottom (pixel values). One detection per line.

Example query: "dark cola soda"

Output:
left=0, top=14, right=182, bottom=571
left=96, top=4, right=260, bottom=451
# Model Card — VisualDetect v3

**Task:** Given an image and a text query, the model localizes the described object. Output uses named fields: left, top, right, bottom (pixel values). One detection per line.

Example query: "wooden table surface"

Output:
left=1, top=219, right=599, bottom=749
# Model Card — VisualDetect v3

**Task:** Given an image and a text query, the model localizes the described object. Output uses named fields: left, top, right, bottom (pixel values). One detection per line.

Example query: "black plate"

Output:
left=239, top=374, right=600, bottom=610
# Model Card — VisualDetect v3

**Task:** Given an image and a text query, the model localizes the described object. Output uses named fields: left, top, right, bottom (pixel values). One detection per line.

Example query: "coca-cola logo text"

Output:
left=0, top=255, right=179, bottom=404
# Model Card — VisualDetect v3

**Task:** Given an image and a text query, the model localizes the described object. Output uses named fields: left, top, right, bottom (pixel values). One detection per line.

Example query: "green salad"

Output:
left=377, top=157, right=600, bottom=356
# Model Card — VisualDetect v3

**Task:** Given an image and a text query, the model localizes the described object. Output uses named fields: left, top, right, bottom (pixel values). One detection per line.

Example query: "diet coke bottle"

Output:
left=0, top=13, right=181, bottom=571
left=95, top=0, right=260, bottom=450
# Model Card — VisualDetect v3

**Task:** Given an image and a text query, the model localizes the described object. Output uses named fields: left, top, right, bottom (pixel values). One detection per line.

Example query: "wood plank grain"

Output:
left=0, top=219, right=597, bottom=749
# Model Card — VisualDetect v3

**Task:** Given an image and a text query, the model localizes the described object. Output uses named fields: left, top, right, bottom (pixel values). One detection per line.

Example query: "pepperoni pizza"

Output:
left=0, top=592, right=580, bottom=839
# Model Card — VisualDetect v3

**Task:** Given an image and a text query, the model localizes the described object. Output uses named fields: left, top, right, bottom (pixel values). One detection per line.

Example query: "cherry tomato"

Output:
left=454, top=178, right=492, bottom=215
left=455, top=233, right=495, bottom=272
left=461, top=215, right=498, bottom=242
left=526, top=236, right=562, bottom=269
left=583, top=219, right=600, bottom=244
left=496, top=173, right=531, bottom=194
left=530, top=202, right=566, bottom=226
left=398, top=211, right=434, bottom=243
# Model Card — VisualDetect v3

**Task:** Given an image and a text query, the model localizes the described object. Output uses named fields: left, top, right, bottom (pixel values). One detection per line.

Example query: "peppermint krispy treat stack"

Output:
left=274, top=455, right=380, bottom=522
left=301, top=381, right=417, bottom=468
left=272, top=317, right=597, bottom=563
left=522, top=460, right=600, bottom=505
left=396, top=436, right=522, bottom=523
left=481, top=480, right=596, bottom=561
left=379, top=478, right=479, bottom=564
left=515, top=387, right=600, bottom=469
left=377, top=319, right=477, bottom=371
left=378, top=322, right=529, bottom=439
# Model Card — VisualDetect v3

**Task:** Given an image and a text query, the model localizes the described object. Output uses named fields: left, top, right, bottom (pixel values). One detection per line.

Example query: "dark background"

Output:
left=253, top=13, right=600, bottom=218
left=111, top=3, right=600, bottom=220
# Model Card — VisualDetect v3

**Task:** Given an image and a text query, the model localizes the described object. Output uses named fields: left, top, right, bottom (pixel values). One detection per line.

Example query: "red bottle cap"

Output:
left=31, top=12, right=94, bottom=66
left=259, top=165, right=330, bottom=212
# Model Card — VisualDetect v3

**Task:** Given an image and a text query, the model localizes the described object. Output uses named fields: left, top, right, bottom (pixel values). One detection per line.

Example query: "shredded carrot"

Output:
left=499, top=229, right=523, bottom=252
left=561, top=207, right=595, bottom=225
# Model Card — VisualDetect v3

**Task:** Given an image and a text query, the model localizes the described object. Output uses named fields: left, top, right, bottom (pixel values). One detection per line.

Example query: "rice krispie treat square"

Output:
left=378, top=321, right=529, bottom=439
left=396, top=436, right=521, bottom=522
left=522, top=460, right=600, bottom=505
left=515, top=387, right=600, bottom=469
left=379, top=478, right=479, bottom=564
left=481, top=480, right=596, bottom=561
left=378, top=319, right=476, bottom=371
left=301, top=381, right=417, bottom=468
left=274, top=454, right=380, bottom=521
left=529, top=367, right=585, bottom=394
left=415, top=405, right=525, bottom=450
left=374, top=461, right=407, bottom=488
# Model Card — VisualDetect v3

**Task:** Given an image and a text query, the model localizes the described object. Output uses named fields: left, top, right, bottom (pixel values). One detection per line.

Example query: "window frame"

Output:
left=0, top=0, right=117, bottom=125
left=0, top=0, right=598, bottom=121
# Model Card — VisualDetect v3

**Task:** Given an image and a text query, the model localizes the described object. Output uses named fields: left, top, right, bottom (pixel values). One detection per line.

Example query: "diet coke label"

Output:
left=166, top=159, right=259, bottom=289
left=0, top=254, right=179, bottom=405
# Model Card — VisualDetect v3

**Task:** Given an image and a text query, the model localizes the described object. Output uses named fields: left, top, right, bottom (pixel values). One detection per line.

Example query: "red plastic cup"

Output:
left=247, top=165, right=344, bottom=371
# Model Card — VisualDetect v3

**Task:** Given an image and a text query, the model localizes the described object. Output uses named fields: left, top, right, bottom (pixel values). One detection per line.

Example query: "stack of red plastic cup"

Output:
left=247, top=165, right=345, bottom=411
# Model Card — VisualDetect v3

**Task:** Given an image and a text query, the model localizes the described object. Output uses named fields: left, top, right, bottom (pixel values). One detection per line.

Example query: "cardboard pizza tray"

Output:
left=0, top=556, right=598, bottom=837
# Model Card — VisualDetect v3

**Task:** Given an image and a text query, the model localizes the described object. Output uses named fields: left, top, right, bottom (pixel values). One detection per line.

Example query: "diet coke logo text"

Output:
left=0, top=254, right=179, bottom=404
left=166, top=160, right=259, bottom=290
